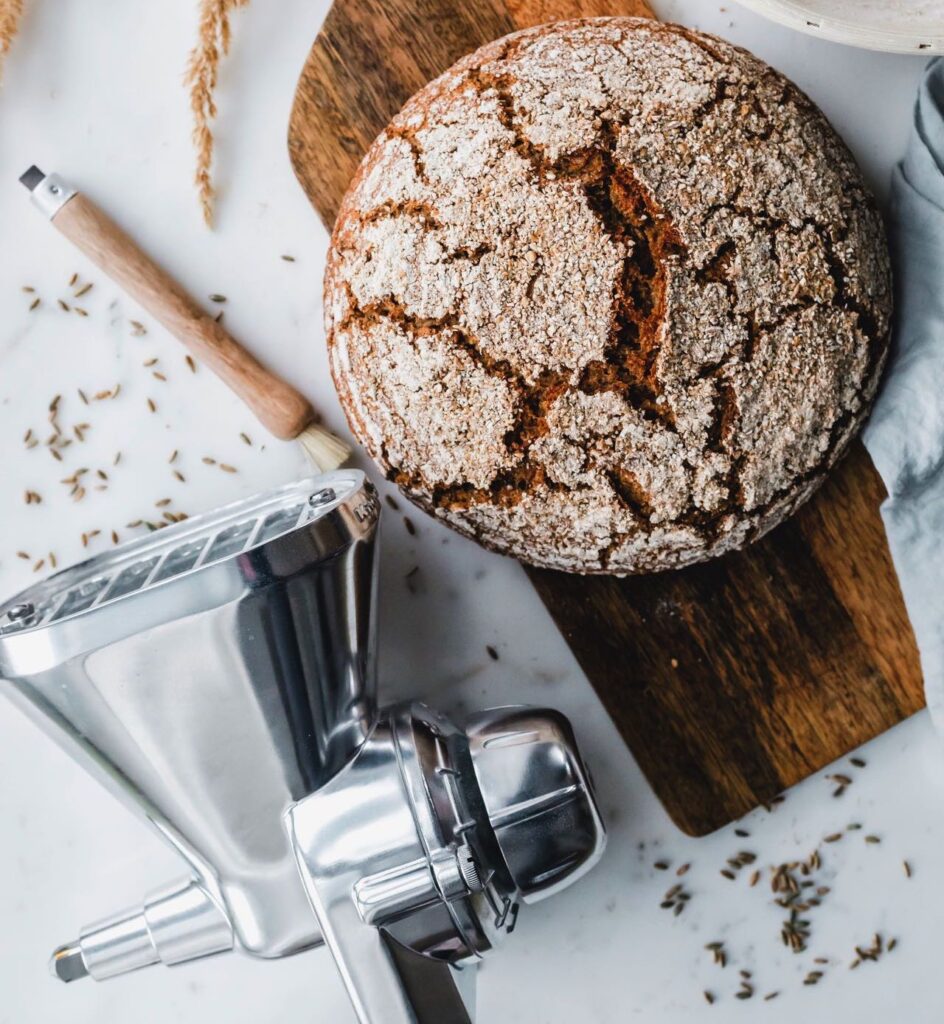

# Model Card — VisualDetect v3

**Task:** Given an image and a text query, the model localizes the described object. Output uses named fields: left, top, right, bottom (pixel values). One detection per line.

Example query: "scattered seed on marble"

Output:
left=403, top=516, right=416, bottom=536
left=209, top=293, right=227, bottom=303
left=850, top=757, right=866, bottom=768
left=385, top=494, right=400, bottom=511
left=219, top=463, right=237, bottom=474
left=486, top=645, right=499, bottom=661
left=904, top=861, right=912, bottom=878
left=29, top=296, right=40, bottom=311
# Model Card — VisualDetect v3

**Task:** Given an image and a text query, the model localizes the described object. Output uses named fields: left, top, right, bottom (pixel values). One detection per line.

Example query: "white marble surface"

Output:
left=0, top=1, right=942, bottom=1021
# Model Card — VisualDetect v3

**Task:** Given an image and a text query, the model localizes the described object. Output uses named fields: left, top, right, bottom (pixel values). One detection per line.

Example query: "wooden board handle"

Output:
left=52, top=193, right=315, bottom=440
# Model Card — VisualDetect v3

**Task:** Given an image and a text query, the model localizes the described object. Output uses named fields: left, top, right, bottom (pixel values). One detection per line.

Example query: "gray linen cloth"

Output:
left=863, top=57, right=944, bottom=725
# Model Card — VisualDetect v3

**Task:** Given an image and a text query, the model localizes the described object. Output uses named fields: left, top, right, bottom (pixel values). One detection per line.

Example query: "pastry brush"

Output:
left=19, top=166, right=351, bottom=473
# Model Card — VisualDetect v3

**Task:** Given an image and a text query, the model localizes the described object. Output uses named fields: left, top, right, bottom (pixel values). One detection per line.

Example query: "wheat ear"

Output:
left=0, top=0, right=24, bottom=81
left=185, top=0, right=249, bottom=225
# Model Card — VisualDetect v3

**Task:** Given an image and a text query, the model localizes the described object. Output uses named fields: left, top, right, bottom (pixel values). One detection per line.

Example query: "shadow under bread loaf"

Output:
left=325, top=17, right=891, bottom=575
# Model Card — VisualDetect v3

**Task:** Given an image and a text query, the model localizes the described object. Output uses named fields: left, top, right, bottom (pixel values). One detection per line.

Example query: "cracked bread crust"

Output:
left=325, top=17, right=892, bottom=575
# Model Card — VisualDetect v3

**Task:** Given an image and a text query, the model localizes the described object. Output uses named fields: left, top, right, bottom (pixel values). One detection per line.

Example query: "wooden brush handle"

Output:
left=51, top=192, right=315, bottom=440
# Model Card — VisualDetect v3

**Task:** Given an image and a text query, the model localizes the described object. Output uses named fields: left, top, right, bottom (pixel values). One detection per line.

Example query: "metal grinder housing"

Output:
left=0, top=470, right=605, bottom=1023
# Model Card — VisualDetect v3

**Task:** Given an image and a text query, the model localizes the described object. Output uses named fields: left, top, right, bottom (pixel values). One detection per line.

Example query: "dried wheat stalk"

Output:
left=186, top=0, right=249, bottom=225
left=0, top=0, right=24, bottom=80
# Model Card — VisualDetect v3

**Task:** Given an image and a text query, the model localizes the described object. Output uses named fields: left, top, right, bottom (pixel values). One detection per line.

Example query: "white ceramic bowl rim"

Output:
left=735, top=0, right=944, bottom=54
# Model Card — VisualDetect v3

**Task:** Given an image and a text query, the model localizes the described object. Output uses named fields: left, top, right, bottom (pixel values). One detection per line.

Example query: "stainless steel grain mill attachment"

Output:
left=0, top=470, right=605, bottom=1023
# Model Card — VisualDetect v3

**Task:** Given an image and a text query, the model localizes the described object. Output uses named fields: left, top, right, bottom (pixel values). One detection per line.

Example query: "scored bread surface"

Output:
left=324, top=17, right=892, bottom=574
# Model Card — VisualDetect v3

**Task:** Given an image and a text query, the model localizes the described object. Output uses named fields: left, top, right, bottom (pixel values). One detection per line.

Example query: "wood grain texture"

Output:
left=288, top=0, right=924, bottom=835
left=53, top=193, right=315, bottom=440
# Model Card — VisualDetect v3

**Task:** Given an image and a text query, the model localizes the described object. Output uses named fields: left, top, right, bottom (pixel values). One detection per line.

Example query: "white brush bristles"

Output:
left=297, top=423, right=352, bottom=474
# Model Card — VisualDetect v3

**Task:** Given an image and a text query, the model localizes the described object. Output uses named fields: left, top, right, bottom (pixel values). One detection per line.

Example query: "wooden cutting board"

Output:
left=288, top=0, right=924, bottom=835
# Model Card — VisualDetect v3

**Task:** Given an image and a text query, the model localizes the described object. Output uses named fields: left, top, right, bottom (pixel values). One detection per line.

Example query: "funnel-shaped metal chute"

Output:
left=0, top=471, right=380, bottom=967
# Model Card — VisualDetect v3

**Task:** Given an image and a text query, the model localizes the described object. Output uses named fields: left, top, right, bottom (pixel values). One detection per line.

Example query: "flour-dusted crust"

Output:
left=325, top=18, right=892, bottom=574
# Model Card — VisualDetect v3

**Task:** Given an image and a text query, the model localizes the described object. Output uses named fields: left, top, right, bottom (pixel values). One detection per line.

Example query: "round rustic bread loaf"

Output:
left=325, top=17, right=891, bottom=574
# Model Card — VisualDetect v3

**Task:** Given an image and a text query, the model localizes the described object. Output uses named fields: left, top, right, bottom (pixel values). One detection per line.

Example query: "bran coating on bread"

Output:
left=325, top=17, right=892, bottom=574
